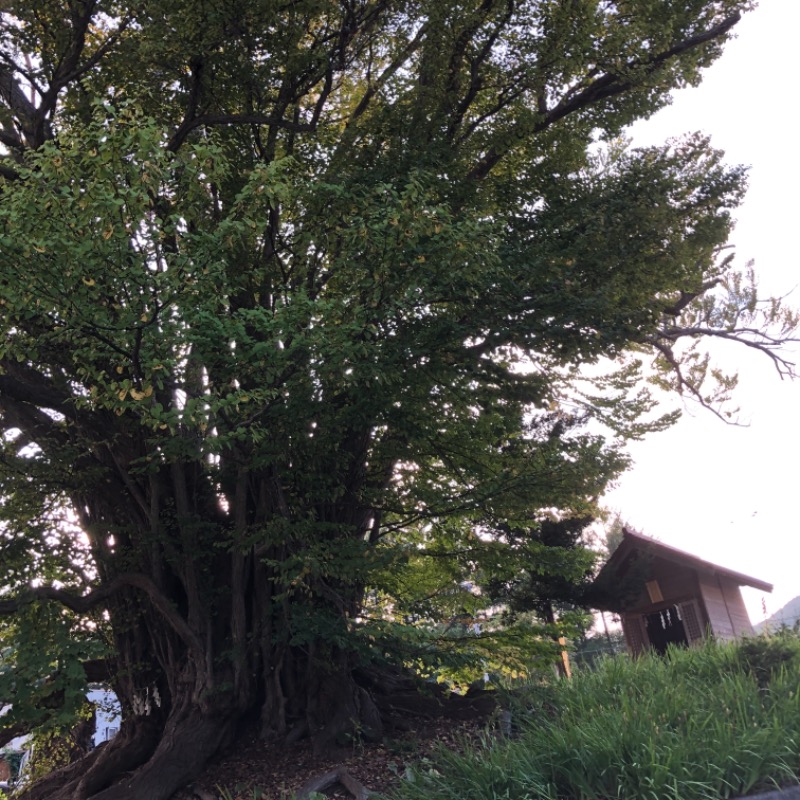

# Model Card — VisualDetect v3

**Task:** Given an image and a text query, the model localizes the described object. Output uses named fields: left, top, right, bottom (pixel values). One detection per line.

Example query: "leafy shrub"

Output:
left=736, top=631, right=800, bottom=689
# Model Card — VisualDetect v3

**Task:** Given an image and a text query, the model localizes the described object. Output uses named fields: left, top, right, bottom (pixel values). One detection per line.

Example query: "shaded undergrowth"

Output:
left=391, top=633, right=800, bottom=800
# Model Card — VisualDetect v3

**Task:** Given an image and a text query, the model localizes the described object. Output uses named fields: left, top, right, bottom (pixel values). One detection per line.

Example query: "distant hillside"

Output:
left=754, top=595, right=800, bottom=633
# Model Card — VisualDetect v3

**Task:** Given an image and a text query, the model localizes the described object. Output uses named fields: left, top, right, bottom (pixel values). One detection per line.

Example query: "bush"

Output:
left=736, top=631, right=800, bottom=689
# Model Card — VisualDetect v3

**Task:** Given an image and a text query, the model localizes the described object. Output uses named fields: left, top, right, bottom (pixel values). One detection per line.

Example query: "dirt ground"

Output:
left=178, top=690, right=498, bottom=800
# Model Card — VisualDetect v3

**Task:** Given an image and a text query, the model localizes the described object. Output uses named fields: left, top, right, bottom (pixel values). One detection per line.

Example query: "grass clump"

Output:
left=391, top=634, right=800, bottom=800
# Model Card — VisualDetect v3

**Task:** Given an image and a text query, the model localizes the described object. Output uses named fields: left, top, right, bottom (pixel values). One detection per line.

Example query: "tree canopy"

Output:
left=0, top=1, right=796, bottom=798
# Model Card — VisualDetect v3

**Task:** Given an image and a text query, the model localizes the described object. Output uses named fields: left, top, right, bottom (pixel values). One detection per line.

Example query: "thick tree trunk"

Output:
left=13, top=455, right=385, bottom=800
left=17, top=619, right=382, bottom=800
left=303, top=646, right=383, bottom=754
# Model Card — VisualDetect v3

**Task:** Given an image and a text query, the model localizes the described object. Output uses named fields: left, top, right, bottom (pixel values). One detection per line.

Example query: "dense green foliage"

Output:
left=0, top=1, right=796, bottom=797
left=393, top=635, right=800, bottom=800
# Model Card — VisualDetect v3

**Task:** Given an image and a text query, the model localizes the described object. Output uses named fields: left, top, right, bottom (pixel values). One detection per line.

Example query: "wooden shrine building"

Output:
left=594, top=529, right=772, bottom=656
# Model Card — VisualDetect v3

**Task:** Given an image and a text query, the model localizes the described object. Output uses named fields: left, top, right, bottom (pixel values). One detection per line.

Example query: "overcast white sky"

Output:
left=603, top=1, right=800, bottom=624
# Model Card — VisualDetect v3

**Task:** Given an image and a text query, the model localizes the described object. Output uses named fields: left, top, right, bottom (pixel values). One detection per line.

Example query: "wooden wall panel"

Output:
left=626, top=555, right=700, bottom=612
left=719, top=577, right=755, bottom=636
left=698, top=574, right=736, bottom=641
left=622, top=612, right=647, bottom=656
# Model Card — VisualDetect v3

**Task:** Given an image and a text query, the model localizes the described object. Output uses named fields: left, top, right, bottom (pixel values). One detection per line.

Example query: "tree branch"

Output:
left=0, top=360, right=75, bottom=414
left=0, top=161, right=20, bottom=180
left=547, top=13, right=741, bottom=127
left=346, top=25, right=427, bottom=125
left=50, top=8, right=132, bottom=88
left=0, top=392, right=70, bottom=451
left=0, top=574, right=205, bottom=659
left=0, top=126, right=23, bottom=151
left=0, top=717, right=36, bottom=750
left=647, top=338, right=741, bottom=424
left=655, top=325, right=799, bottom=378
left=0, top=59, right=40, bottom=146
left=467, top=12, right=741, bottom=181
left=661, top=279, right=722, bottom=316
left=167, top=113, right=315, bottom=152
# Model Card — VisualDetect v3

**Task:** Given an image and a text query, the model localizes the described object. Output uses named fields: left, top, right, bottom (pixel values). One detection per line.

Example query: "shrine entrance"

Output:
left=644, top=605, right=688, bottom=655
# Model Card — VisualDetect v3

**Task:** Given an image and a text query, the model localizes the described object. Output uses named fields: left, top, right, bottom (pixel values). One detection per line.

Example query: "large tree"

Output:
left=0, top=1, right=795, bottom=798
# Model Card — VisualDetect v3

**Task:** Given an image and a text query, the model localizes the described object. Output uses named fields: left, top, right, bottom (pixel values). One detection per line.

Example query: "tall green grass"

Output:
left=391, top=635, right=800, bottom=800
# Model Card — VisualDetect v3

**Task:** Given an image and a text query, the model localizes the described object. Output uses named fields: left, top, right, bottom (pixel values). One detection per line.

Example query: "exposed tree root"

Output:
left=15, top=744, right=106, bottom=800
left=74, top=716, right=162, bottom=798
left=295, top=766, right=372, bottom=800
left=14, top=707, right=234, bottom=800
left=15, top=715, right=161, bottom=800
left=15, top=668, right=494, bottom=800
left=86, top=709, right=236, bottom=800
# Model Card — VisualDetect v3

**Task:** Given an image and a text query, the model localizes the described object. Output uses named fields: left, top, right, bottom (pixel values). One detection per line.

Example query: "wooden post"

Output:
left=557, top=636, right=572, bottom=679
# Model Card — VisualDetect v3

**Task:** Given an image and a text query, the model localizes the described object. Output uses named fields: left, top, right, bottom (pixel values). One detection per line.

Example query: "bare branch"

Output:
left=51, top=9, right=133, bottom=88
left=647, top=338, right=739, bottom=424
left=655, top=325, right=799, bottom=378
left=0, top=392, right=70, bottom=451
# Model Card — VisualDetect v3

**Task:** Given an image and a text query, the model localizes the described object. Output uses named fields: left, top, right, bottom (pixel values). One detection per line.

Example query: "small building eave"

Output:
left=594, top=528, right=773, bottom=605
